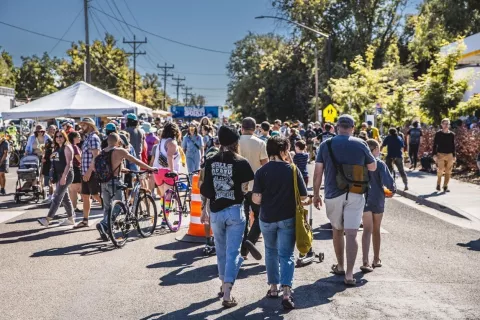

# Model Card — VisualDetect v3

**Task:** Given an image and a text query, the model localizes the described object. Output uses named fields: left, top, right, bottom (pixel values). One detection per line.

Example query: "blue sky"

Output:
left=0, top=0, right=285, bottom=106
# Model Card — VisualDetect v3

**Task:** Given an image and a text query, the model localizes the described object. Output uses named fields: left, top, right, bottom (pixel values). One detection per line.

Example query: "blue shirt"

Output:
left=182, top=134, right=204, bottom=158
left=293, top=153, right=309, bottom=178
left=382, top=135, right=404, bottom=158
left=316, top=135, right=376, bottom=199
left=365, top=159, right=396, bottom=213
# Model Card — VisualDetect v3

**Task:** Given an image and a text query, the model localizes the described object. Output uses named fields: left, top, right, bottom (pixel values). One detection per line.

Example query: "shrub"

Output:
left=419, top=126, right=480, bottom=171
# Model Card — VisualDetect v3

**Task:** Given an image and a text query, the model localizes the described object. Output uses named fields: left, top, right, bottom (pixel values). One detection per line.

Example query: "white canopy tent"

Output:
left=2, top=81, right=153, bottom=120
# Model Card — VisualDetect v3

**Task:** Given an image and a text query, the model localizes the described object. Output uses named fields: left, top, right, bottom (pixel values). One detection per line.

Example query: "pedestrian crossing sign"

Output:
left=323, top=104, right=337, bottom=123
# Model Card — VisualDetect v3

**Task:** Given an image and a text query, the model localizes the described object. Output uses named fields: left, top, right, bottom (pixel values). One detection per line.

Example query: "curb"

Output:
left=396, top=189, right=477, bottom=222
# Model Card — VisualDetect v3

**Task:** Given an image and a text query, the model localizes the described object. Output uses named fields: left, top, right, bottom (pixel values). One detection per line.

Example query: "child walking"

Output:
left=361, top=139, right=396, bottom=273
left=292, top=140, right=309, bottom=186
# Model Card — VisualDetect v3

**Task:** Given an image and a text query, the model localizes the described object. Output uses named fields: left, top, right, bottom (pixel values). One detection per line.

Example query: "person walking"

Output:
left=200, top=125, right=254, bottom=308
left=361, top=139, right=396, bottom=273
left=0, top=136, right=9, bottom=196
left=366, top=120, right=380, bottom=142
left=68, top=131, right=82, bottom=213
left=142, top=122, right=159, bottom=163
left=182, top=123, right=204, bottom=173
left=37, top=130, right=75, bottom=227
left=407, top=121, right=423, bottom=170
left=433, top=118, right=456, bottom=192
left=125, top=113, right=145, bottom=160
left=258, top=121, right=271, bottom=142
left=313, top=115, right=376, bottom=286
left=74, top=118, right=102, bottom=229
left=238, top=117, right=268, bottom=260
left=252, top=136, right=307, bottom=309
left=381, top=128, right=408, bottom=190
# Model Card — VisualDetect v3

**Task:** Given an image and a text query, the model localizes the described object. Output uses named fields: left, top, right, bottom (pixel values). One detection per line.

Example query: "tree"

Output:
left=189, top=94, right=206, bottom=107
left=16, top=53, right=60, bottom=99
left=0, top=49, right=16, bottom=88
left=137, top=73, right=164, bottom=109
left=418, top=42, right=469, bottom=124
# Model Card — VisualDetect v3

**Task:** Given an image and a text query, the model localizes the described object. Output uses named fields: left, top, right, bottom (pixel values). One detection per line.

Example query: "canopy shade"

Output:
left=2, top=81, right=153, bottom=120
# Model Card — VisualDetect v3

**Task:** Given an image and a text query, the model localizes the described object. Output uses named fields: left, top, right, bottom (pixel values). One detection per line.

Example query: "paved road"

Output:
left=0, top=167, right=479, bottom=319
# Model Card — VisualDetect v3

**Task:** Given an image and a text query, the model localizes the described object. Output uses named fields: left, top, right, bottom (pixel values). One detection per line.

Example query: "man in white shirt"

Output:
left=239, top=117, right=269, bottom=260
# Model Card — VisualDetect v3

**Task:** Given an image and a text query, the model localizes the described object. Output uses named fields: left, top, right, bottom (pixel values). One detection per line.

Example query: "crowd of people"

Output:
left=0, top=111, right=467, bottom=310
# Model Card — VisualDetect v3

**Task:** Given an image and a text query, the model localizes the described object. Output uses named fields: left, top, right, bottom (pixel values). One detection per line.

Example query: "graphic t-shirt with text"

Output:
left=200, top=151, right=254, bottom=213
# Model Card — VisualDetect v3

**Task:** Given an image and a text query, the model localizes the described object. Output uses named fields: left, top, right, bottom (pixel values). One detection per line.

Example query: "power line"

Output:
left=49, top=8, right=83, bottom=55
left=0, top=20, right=73, bottom=42
left=111, top=0, right=134, bottom=35
left=96, top=0, right=123, bottom=35
left=123, top=0, right=141, bottom=28
left=157, top=63, right=175, bottom=110
left=124, top=35, right=147, bottom=102
left=90, top=11, right=103, bottom=40
left=91, top=10, right=109, bottom=37
left=91, top=6, right=231, bottom=54
left=103, top=0, right=130, bottom=36
left=193, top=87, right=226, bottom=91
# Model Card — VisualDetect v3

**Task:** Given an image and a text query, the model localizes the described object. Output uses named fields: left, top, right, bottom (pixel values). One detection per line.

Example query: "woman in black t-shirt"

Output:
left=252, top=136, right=307, bottom=310
left=200, top=126, right=254, bottom=309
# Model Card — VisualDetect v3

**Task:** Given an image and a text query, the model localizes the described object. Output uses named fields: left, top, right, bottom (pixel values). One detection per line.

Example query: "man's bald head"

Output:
left=241, top=117, right=256, bottom=134
left=107, top=132, right=120, bottom=146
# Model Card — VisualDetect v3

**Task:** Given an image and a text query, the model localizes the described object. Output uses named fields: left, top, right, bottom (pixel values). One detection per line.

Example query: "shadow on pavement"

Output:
left=139, top=297, right=221, bottom=319
left=148, top=247, right=207, bottom=269
left=155, top=241, right=203, bottom=251
left=31, top=240, right=114, bottom=257
left=457, top=239, right=480, bottom=251
left=0, top=228, right=91, bottom=245
left=419, top=191, right=445, bottom=199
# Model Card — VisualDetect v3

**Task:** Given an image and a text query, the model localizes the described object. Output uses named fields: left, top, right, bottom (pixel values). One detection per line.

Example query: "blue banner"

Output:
left=170, top=106, right=219, bottom=119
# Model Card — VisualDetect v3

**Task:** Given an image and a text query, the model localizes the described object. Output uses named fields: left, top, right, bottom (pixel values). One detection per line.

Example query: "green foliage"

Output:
left=450, top=95, right=480, bottom=118
left=16, top=53, right=60, bottom=99
left=418, top=43, right=469, bottom=123
left=0, top=49, right=16, bottom=88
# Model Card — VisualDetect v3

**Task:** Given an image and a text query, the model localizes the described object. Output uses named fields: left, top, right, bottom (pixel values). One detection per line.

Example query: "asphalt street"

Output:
left=0, top=167, right=479, bottom=320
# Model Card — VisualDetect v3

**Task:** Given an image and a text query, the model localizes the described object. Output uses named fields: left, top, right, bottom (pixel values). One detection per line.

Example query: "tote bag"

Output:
left=292, top=165, right=313, bottom=255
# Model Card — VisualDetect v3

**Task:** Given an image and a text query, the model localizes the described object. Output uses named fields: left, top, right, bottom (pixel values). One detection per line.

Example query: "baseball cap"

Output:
left=106, top=123, right=117, bottom=132
left=126, top=113, right=137, bottom=121
left=337, top=114, right=355, bottom=128
left=367, top=120, right=373, bottom=126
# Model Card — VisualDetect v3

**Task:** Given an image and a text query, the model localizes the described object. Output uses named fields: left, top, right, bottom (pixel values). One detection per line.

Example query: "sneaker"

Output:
left=96, top=223, right=109, bottom=242
left=160, top=219, right=168, bottom=229
left=443, top=186, right=450, bottom=192
left=0, top=188, right=6, bottom=195
left=74, top=208, right=83, bottom=214
left=37, top=218, right=49, bottom=227
left=245, top=240, right=262, bottom=260
left=43, top=197, right=52, bottom=204
left=59, top=218, right=75, bottom=226
left=436, top=185, right=441, bottom=191
left=404, top=185, right=409, bottom=191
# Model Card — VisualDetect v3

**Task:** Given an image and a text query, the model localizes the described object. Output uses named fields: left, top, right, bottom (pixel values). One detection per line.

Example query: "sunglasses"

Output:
left=55, top=135, right=64, bottom=139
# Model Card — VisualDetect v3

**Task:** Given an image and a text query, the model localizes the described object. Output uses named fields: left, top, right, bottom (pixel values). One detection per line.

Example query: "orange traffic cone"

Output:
left=176, top=174, right=213, bottom=243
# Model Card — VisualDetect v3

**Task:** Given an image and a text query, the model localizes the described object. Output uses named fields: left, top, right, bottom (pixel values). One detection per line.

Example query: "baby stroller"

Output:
left=14, top=155, right=44, bottom=204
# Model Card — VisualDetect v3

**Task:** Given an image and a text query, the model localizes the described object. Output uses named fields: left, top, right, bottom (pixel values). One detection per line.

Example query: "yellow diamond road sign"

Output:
left=323, top=104, right=337, bottom=123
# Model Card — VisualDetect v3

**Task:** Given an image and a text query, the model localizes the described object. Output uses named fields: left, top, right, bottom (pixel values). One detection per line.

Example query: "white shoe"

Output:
left=43, top=197, right=52, bottom=204
left=59, top=218, right=75, bottom=226
left=38, top=218, right=50, bottom=227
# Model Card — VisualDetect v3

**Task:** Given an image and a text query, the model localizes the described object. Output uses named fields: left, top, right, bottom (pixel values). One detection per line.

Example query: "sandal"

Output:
left=344, top=278, right=357, bottom=286
left=360, top=265, right=374, bottom=273
left=222, top=297, right=238, bottom=308
left=282, top=296, right=295, bottom=310
left=73, top=220, right=89, bottom=229
left=372, top=260, right=382, bottom=268
left=331, top=264, right=346, bottom=275
left=266, top=289, right=279, bottom=299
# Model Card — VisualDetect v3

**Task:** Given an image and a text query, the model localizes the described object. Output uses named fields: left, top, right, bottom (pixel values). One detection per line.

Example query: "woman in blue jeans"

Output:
left=200, top=125, right=254, bottom=308
left=252, top=136, right=307, bottom=310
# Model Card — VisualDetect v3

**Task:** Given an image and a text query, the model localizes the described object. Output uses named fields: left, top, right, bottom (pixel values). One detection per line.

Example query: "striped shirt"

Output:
left=293, top=153, right=309, bottom=178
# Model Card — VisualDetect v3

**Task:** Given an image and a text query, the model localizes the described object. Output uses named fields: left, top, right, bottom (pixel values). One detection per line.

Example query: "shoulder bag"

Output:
left=293, top=164, right=312, bottom=255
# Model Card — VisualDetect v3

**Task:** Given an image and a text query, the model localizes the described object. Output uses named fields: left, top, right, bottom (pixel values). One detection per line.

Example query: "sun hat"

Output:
left=35, top=124, right=46, bottom=132
left=337, top=114, right=355, bottom=128
left=126, top=113, right=138, bottom=121
left=79, top=118, right=96, bottom=126
left=141, top=122, right=157, bottom=134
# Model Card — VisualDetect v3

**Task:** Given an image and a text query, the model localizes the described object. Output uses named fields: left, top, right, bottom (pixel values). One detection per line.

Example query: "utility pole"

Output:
left=84, top=0, right=91, bottom=83
left=183, top=87, right=192, bottom=106
left=171, top=76, right=186, bottom=103
left=157, top=63, right=175, bottom=110
left=123, top=35, right=147, bottom=102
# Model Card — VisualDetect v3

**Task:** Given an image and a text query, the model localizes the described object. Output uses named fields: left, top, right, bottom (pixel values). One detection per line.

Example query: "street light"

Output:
left=255, top=15, right=332, bottom=122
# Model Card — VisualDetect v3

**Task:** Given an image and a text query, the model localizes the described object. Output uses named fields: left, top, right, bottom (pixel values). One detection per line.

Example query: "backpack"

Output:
left=409, top=128, right=421, bottom=145
left=94, top=149, right=115, bottom=183
left=326, top=139, right=369, bottom=195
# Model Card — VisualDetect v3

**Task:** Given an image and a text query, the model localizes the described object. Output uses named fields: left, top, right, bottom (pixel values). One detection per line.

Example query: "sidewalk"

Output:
left=395, top=170, right=480, bottom=222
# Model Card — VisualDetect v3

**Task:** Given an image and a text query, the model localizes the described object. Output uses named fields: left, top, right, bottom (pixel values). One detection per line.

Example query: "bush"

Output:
left=419, top=127, right=480, bottom=171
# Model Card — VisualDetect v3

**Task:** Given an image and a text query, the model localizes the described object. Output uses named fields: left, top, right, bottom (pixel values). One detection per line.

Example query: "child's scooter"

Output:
left=296, top=195, right=324, bottom=267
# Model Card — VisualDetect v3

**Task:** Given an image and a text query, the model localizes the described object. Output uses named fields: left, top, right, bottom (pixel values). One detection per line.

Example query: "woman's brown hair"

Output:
left=54, top=130, right=70, bottom=150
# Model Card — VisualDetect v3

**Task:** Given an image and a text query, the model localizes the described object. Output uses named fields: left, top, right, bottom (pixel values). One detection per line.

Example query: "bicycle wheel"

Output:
left=108, top=200, right=129, bottom=248
left=163, top=189, right=183, bottom=232
left=9, top=152, right=19, bottom=167
left=136, top=192, right=158, bottom=238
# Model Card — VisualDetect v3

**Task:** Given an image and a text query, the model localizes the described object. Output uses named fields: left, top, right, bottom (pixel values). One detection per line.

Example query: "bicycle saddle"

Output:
left=165, top=172, right=178, bottom=178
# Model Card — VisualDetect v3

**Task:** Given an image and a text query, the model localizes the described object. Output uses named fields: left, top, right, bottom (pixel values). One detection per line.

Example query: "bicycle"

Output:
left=108, top=170, right=158, bottom=248
left=161, top=170, right=200, bottom=232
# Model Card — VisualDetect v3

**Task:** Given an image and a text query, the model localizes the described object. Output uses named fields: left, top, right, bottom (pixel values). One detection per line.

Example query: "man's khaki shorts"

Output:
left=325, top=193, right=365, bottom=230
